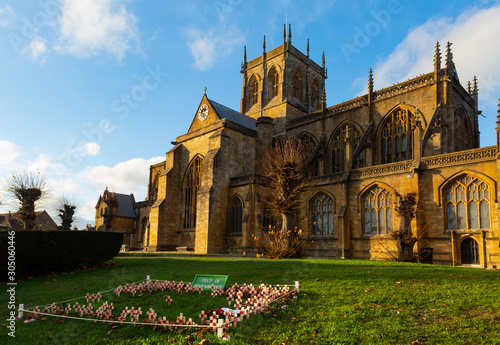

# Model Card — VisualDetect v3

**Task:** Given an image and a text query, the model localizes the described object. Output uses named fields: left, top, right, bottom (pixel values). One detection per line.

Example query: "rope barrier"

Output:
left=18, top=276, right=300, bottom=338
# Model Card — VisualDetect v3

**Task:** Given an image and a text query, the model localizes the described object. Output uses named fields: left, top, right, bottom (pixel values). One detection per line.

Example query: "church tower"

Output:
left=240, top=24, right=327, bottom=134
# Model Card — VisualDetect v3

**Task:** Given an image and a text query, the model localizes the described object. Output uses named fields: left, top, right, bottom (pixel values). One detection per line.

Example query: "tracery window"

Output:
left=183, top=156, right=203, bottom=228
left=248, top=75, right=259, bottom=108
left=310, top=192, right=334, bottom=236
left=293, top=68, right=303, bottom=103
left=380, top=108, right=414, bottom=164
left=229, top=197, right=243, bottom=235
left=331, top=123, right=364, bottom=173
left=268, top=67, right=279, bottom=99
left=297, top=133, right=319, bottom=176
left=311, top=79, right=319, bottom=109
left=454, top=108, right=472, bottom=151
left=445, top=176, right=490, bottom=230
left=362, top=186, right=394, bottom=235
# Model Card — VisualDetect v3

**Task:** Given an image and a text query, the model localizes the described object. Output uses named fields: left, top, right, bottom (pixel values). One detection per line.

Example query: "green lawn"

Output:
left=2, top=257, right=500, bottom=344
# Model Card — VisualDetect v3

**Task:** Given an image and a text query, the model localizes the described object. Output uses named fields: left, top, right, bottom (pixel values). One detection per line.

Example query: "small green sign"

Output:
left=192, top=274, right=229, bottom=291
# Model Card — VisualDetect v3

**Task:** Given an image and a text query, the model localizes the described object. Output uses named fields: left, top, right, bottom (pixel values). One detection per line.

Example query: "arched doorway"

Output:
left=461, top=237, right=479, bottom=264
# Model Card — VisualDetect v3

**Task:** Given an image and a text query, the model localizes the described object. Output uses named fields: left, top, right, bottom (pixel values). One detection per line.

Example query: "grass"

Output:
left=1, top=257, right=500, bottom=344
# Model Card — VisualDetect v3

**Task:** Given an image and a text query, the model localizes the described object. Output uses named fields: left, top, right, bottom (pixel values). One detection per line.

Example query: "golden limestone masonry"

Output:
left=96, top=27, right=500, bottom=268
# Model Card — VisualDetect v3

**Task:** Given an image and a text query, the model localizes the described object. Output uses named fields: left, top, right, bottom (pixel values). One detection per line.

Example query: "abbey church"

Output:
left=96, top=26, right=500, bottom=268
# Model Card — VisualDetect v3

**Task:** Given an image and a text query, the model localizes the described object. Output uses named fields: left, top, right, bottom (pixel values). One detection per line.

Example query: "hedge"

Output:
left=0, top=230, right=123, bottom=281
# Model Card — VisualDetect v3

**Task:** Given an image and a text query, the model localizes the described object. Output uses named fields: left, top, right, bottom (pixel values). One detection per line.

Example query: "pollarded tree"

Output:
left=6, top=170, right=49, bottom=230
left=57, top=197, right=78, bottom=230
left=392, top=192, right=418, bottom=262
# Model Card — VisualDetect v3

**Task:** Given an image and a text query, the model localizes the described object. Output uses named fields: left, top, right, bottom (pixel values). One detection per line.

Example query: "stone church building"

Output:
left=96, top=28, right=500, bottom=268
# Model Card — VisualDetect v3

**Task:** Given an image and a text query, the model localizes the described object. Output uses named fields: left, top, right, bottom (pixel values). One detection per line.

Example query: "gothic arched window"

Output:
left=297, top=133, right=319, bottom=176
left=380, top=108, right=414, bottom=164
left=331, top=123, right=364, bottom=173
left=248, top=75, right=259, bottom=109
left=454, top=108, right=472, bottom=151
left=229, top=197, right=243, bottom=235
left=268, top=67, right=279, bottom=99
left=445, top=175, right=490, bottom=230
left=311, top=79, right=319, bottom=109
left=362, top=186, right=394, bottom=235
left=310, top=192, right=334, bottom=236
left=293, top=68, right=303, bottom=103
left=183, top=156, right=203, bottom=229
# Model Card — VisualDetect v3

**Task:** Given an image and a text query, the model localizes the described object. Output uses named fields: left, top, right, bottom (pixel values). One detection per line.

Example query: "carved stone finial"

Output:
left=244, top=45, right=247, bottom=63
left=368, top=68, right=374, bottom=91
left=204, top=87, right=207, bottom=95
left=473, top=76, right=478, bottom=94
left=321, top=83, right=327, bottom=111
left=434, top=41, right=441, bottom=70
left=497, top=97, right=500, bottom=119
left=467, top=80, right=472, bottom=94
left=306, top=39, right=310, bottom=57
left=322, top=52, right=325, bottom=69
left=445, top=41, right=453, bottom=70
left=263, top=35, right=266, bottom=54
left=283, top=23, right=287, bottom=44
left=288, top=24, right=292, bottom=44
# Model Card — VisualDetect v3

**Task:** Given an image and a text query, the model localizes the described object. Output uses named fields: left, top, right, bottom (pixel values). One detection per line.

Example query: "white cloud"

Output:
left=81, top=156, right=163, bottom=196
left=77, top=142, right=101, bottom=156
left=76, top=156, right=163, bottom=221
left=55, top=0, right=138, bottom=60
left=363, top=5, right=500, bottom=107
left=0, top=141, right=21, bottom=169
left=185, top=26, right=244, bottom=71
left=23, top=35, right=48, bottom=61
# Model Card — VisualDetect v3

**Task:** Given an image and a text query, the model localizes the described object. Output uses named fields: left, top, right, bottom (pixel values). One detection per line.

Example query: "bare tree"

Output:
left=57, top=197, right=78, bottom=230
left=6, top=170, right=49, bottom=230
left=258, top=139, right=312, bottom=258
left=260, top=139, right=310, bottom=232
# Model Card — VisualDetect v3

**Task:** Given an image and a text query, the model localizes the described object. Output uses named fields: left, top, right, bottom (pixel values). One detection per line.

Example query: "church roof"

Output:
left=114, top=193, right=137, bottom=218
left=207, top=98, right=257, bottom=130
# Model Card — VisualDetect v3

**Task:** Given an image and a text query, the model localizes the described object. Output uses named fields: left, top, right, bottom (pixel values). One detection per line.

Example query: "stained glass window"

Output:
left=183, top=156, right=202, bottom=228
left=362, top=186, right=394, bottom=235
left=230, top=197, right=243, bottom=235
left=332, top=123, right=365, bottom=173
left=380, top=108, right=414, bottom=163
left=310, top=192, right=334, bottom=236
left=445, top=176, right=490, bottom=230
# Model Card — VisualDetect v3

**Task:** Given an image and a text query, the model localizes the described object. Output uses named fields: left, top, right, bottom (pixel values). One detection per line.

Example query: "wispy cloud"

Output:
left=23, top=35, right=48, bottom=62
left=185, top=25, right=245, bottom=71
left=359, top=5, right=500, bottom=107
left=55, top=0, right=138, bottom=60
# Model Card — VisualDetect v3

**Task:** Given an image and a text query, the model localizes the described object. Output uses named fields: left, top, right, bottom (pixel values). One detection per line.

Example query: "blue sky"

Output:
left=1, top=0, right=500, bottom=228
